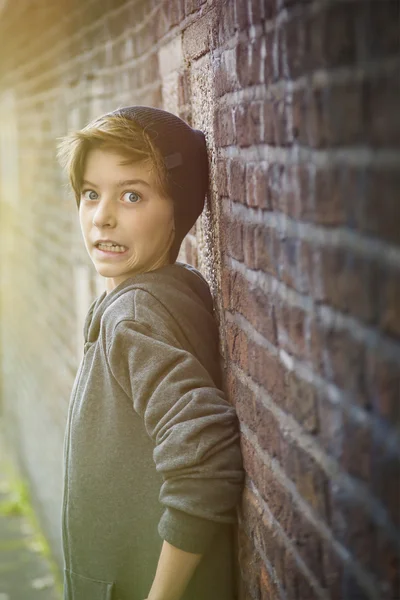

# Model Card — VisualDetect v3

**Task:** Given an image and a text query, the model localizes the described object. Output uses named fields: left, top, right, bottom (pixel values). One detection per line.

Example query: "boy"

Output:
left=57, top=106, right=245, bottom=600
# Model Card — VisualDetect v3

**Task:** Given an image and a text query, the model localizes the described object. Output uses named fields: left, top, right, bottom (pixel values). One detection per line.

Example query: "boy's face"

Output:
left=79, top=148, right=175, bottom=292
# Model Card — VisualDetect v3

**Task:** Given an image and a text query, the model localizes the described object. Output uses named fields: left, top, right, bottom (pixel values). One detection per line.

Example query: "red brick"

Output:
left=240, top=449, right=293, bottom=577
left=263, top=89, right=277, bottom=143
left=270, top=87, right=291, bottom=146
left=214, top=49, right=239, bottom=97
left=254, top=400, right=282, bottom=460
left=342, top=575, right=372, bottom=600
left=277, top=432, right=297, bottom=484
left=365, top=350, right=400, bottom=427
left=295, top=571, right=322, bottom=600
left=312, top=166, right=346, bottom=225
left=300, top=86, right=325, bottom=148
left=184, top=0, right=203, bottom=16
left=178, top=69, right=191, bottom=106
left=282, top=499, right=325, bottom=588
left=227, top=217, right=244, bottom=260
left=282, top=549, right=323, bottom=600
left=307, top=3, right=357, bottom=71
left=306, top=81, right=364, bottom=148
left=215, top=0, right=235, bottom=46
left=214, top=106, right=235, bottom=146
left=215, top=158, right=229, bottom=196
left=380, top=271, right=400, bottom=338
left=341, top=411, right=372, bottom=483
left=224, top=270, right=277, bottom=344
left=236, top=0, right=266, bottom=28
left=268, top=163, right=284, bottom=208
left=317, top=393, right=344, bottom=462
left=243, top=222, right=258, bottom=269
left=247, top=341, right=285, bottom=399
left=297, top=240, right=314, bottom=294
left=318, top=246, right=380, bottom=324
left=330, top=487, right=376, bottom=572
left=264, top=0, right=278, bottom=21
left=276, top=302, right=309, bottom=361
left=292, top=88, right=305, bottom=144
left=166, top=0, right=184, bottom=27
left=363, top=1, right=400, bottom=61
left=220, top=268, right=231, bottom=307
left=282, top=15, right=306, bottom=79
left=288, top=441, right=329, bottom=519
left=240, top=436, right=263, bottom=491
left=237, top=37, right=264, bottom=88
left=281, top=550, right=298, bottom=598
left=315, top=323, right=368, bottom=400
left=371, top=441, right=400, bottom=529
left=276, top=237, right=299, bottom=289
left=254, top=225, right=278, bottom=276
left=322, top=542, right=343, bottom=600
left=182, top=8, right=215, bottom=60
left=228, top=158, right=246, bottom=204
left=220, top=207, right=244, bottom=261
left=262, top=462, right=293, bottom=525
left=237, top=525, right=262, bottom=598
left=225, top=369, right=256, bottom=428
left=374, top=528, right=400, bottom=599
left=235, top=0, right=249, bottom=31
left=107, top=8, right=129, bottom=38
left=246, top=162, right=269, bottom=209
left=235, top=102, right=264, bottom=147
left=366, top=70, right=400, bottom=147
left=358, top=168, right=400, bottom=245
left=155, top=1, right=172, bottom=38
left=284, top=371, right=319, bottom=433
left=260, top=565, right=281, bottom=600
left=326, top=81, right=365, bottom=146
left=241, top=487, right=285, bottom=595
left=239, top=485, right=263, bottom=536
left=258, top=520, right=286, bottom=588
left=225, top=320, right=249, bottom=372
left=278, top=164, right=304, bottom=218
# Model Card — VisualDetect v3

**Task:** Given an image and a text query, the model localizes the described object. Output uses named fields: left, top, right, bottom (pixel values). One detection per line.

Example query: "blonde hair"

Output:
left=57, top=113, right=172, bottom=205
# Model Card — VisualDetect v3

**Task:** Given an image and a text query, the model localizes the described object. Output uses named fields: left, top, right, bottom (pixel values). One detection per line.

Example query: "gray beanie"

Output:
left=105, top=105, right=209, bottom=264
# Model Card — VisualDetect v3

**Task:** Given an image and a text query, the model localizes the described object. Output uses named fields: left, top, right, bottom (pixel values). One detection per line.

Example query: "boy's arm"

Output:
left=146, top=540, right=203, bottom=600
left=107, top=315, right=244, bottom=591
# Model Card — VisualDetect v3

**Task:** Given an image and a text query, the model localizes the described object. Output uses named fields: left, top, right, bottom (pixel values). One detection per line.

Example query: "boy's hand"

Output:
left=146, top=539, right=203, bottom=600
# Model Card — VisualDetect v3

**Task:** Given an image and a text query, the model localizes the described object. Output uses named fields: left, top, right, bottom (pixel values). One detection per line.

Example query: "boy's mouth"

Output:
left=94, top=242, right=128, bottom=255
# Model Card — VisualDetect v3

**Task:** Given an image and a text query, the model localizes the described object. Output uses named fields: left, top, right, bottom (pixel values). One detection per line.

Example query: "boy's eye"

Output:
left=82, top=189, right=98, bottom=201
left=122, top=191, right=141, bottom=204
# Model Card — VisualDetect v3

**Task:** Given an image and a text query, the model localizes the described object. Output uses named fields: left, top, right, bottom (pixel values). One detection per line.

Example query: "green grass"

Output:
left=0, top=460, right=63, bottom=596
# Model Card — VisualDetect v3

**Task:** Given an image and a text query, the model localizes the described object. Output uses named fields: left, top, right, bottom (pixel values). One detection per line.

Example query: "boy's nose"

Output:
left=92, top=200, right=117, bottom=227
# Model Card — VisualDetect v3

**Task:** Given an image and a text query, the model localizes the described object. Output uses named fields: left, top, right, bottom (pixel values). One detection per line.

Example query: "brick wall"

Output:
left=0, top=1, right=399, bottom=598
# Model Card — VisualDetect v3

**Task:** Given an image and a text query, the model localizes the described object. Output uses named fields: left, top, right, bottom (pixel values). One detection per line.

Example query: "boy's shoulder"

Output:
left=101, top=280, right=182, bottom=349
left=100, top=263, right=214, bottom=351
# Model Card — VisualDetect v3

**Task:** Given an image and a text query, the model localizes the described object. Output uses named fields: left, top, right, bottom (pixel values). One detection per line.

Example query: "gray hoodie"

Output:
left=62, top=261, right=245, bottom=600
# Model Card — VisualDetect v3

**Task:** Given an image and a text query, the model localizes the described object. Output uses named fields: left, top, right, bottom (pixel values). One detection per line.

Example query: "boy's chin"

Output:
left=92, top=263, right=124, bottom=277
left=92, top=255, right=168, bottom=278
left=93, top=263, right=140, bottom=280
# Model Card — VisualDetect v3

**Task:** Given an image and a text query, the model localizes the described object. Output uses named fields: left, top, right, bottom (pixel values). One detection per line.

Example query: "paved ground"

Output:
left=0, top=428, right=62, bottom=600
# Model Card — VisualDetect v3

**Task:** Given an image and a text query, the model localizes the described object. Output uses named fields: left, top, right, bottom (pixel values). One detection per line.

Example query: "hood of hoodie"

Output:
left=82, top=261, right=222, bottom=387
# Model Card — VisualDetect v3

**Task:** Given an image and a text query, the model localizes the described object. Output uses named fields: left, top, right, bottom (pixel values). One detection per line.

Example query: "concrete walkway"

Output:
left=0, top=429, right=62, bottom=600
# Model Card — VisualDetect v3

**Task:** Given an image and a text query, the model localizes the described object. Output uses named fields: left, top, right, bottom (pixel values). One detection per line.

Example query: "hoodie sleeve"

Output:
left=106, top=317, right=245, bottom=554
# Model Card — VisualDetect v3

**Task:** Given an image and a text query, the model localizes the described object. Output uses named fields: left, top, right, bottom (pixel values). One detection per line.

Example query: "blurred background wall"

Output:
left=0, top=1, right=399, bottom=599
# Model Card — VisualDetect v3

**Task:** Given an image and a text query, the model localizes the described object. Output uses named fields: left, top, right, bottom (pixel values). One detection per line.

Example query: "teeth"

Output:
left=97, top=243, right=126, bottom=253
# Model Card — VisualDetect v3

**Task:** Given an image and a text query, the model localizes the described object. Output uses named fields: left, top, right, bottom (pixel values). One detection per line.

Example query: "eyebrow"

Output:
left=82, top=179, right=151, bottom=188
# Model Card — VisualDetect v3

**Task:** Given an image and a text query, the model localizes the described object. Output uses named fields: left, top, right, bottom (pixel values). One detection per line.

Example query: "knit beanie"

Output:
left=104, top=105, right=209, bottom=264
